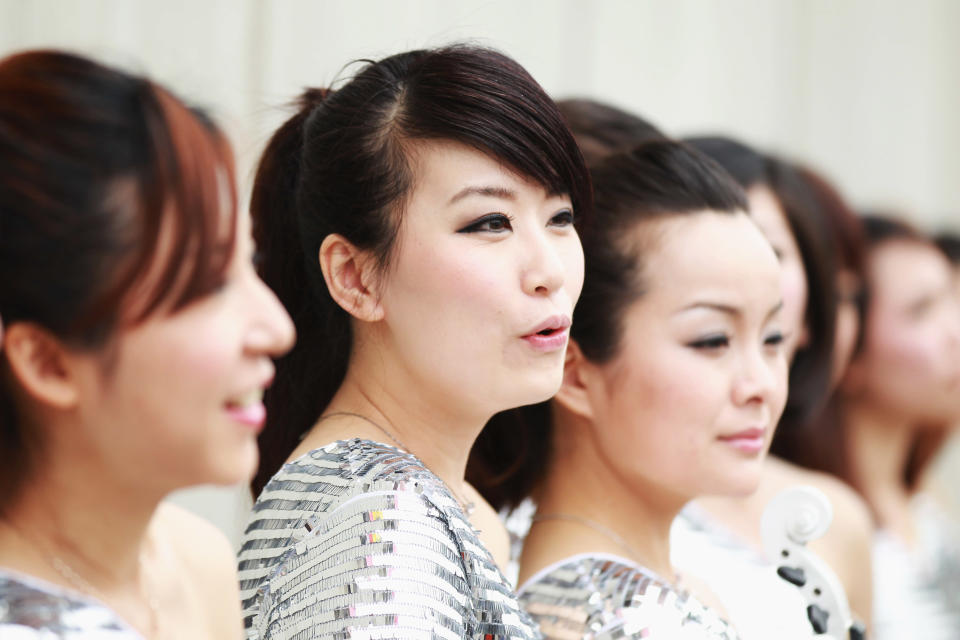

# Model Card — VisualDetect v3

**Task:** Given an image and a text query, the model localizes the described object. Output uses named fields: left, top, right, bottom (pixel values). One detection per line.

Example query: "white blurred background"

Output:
left=3, top=0, right=958, bottom=543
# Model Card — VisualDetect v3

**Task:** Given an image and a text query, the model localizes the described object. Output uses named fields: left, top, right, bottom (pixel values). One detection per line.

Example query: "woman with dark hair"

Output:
left=488, top=140, right=786, bottom=638
left=668, top=138, right=874, bottom=636
left=831, top=215, right=960, bottom=639
left=0, top=50, right=294, bottom=637
left=235, top=45, right=590, bottom=639
left=555, top=98, right=666, bottom=165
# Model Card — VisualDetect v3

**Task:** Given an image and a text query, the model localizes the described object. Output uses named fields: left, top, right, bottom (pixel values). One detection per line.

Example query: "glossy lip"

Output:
left=717, top=427, right=767, bottom=454
left=224, top=372, right=274, bottom=433
left=521, top=315, right=572, bottom=353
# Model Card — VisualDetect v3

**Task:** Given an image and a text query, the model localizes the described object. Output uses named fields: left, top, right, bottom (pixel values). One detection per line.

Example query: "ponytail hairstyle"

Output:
left=251, top=45, right=592, bottom=495
left=0, top=50, right=237, bottom=510
left=469, top=140, right=748, bottom=509
left=684, top=136, right=837, bottom=432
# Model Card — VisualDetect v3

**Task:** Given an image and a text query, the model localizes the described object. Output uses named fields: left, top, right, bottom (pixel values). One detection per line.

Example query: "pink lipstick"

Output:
left=522, top=315, right=571, bottom=352
left=717, top=427, right=766, bottom=454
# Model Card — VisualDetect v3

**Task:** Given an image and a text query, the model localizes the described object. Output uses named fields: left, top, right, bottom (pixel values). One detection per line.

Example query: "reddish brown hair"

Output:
left=0, top=50, right=237, bottom=507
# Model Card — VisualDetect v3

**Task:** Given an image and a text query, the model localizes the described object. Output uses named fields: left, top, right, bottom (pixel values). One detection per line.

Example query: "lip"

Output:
left=521, top=315, right=572, bottom=353
left=224, top=372, right=274, bottom=434
left=717, top=427, right=767, bottom=454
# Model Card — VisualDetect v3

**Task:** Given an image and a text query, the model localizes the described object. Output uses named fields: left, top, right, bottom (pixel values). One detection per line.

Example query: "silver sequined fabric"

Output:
left=518, top=554, right=739, bottom=640
left=0, top=571, right=141, bottom=638
left=237, top=438, right=542, bottom=639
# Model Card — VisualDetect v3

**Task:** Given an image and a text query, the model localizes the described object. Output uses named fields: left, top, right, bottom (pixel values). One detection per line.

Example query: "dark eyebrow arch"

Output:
left=447, top=185, right=518, bottom=205
left=677, top=300, right=784, bottom=320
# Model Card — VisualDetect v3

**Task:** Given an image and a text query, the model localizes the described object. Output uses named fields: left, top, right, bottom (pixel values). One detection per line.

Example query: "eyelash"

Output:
left=688, top=332, right=785, bottom=351
left=457, top=209, right=576, bottom=234
left=457, top=213, right=513, bottom=234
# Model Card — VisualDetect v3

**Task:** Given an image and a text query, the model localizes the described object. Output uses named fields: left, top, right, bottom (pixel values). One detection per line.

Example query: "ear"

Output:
left=838, top=354, right=866, bottom=397
left=3, top=323, right=79, bottom=409
left=552, top=339, right=596, bottom=421
left=318, top=234, right=385, bottom=322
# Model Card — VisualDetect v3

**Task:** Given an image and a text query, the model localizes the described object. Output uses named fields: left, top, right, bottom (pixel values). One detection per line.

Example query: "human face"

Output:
left=582, top=213, right=787, bottom=500
left=748, top=185, right=808, bottom=359
left=71, top=213, right=295, bottom=492
left=375, top=141, right=584, bottom=419
left=850, top=240, right=960, bottom=423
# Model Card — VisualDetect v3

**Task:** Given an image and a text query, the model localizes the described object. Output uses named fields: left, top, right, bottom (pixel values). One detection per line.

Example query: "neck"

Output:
left=312, top=350, right=489, bottom=499
left=843, top=399, right=916, bottom=538
left=531, top=408, right=683, bottom=581
left=1, top=432, right=159, bottom=590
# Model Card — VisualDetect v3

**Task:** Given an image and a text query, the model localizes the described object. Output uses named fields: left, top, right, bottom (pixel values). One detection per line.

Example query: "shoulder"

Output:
left=0, top=572, right=135, bottom=637
left=240, top=441, right=535, bottom=639
left=154, top=502, right=243, bottom=640
left=766, top=459, right=873, bottom=547
left=520, top=555, right=737, bottom=640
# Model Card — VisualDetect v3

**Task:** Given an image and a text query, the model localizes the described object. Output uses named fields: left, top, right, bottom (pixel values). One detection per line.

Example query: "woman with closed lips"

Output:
left=835, top=216, right=960, bottom=640
left=0, top=50, right=294, bottom=638
left=237, top=46, right=589, bottom=639
left=474, top=141, right=787, bottom=639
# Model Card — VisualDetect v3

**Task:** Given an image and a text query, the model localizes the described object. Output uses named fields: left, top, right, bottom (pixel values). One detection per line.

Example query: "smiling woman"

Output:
left=236, top=45, right=590, bottom=639
left=0, top=50, right=294, bottom=638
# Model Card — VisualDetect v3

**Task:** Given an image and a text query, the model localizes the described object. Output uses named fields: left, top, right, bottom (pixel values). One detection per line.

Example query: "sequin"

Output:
left=0, top=571, right=141, bottom=638
left=518, top=554, right=739, bottom=640
left=237, top=439, right=541, bottom=639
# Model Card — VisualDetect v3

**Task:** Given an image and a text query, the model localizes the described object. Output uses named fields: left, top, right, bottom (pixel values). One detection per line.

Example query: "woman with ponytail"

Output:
left=236, top=45, right=590, bottom=639
left=0, top=50, right=294, bottom=638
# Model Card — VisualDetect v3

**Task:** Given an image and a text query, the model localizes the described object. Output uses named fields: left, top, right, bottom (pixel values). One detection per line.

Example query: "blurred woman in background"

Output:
left=0, top=50, right=294, bottom=638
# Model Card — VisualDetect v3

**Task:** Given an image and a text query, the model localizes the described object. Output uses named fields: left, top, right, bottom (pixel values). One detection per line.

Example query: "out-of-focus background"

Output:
left=3, top=0, right=958, bottom=543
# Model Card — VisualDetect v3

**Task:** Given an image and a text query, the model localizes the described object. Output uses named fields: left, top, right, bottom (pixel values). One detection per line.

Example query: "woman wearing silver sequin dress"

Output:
left=235, top=46, right=590, bottom=639
left=473, top=141, right=788, bottom=639
left=0, top=51, right=295, bottom=638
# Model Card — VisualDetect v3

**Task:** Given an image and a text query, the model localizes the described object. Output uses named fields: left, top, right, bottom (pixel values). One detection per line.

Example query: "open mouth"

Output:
left=225, top=389, right=267, bottom=429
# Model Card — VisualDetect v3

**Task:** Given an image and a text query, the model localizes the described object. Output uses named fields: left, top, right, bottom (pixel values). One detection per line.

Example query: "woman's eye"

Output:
left=548, top=209, right=576, bottom=228
left=764, top=331, right=785, bottom=347
left=457, top=213, right=513, bottom=234
left=688, top=335, right=730, bottom=350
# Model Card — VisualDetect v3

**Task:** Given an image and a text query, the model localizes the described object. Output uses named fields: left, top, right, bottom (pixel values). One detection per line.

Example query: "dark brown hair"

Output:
left=768, top=166, right=867, bottom=468
left=250, top=45, right=592, bottom=496
left=469, top=140, right=748, bottom=509
left=935, top=231, right=960, bottom=265
left=0, top=50, right=238, bottom=507
left=556, top=98, right=666, bottom=165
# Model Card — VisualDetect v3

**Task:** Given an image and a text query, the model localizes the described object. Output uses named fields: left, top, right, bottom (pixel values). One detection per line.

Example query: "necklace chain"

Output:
left=532, top=513, right=644, bottom=559
left=531, top=512, right=683, bottom=587
left=318, top=411, right=476, bottom=516
left=3, top=518, right=159, bottom=637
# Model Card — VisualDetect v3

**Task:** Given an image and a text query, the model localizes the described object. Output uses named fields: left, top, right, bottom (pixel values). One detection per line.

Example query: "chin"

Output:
left=509, top=369, right=565, bottom=407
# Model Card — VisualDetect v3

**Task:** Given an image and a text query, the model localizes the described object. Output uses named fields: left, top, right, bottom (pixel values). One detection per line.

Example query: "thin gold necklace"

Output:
left=318, top=411, right=476, bottom=516
left=3, top=518, right=160, bottom=637
left=531, top=512, right=683, bottom=586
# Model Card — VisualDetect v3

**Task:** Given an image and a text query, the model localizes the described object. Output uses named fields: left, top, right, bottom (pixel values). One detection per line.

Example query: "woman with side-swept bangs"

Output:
left=0, top=50, right=294, bottom=638
left=237, top=45, right=591, bottom=639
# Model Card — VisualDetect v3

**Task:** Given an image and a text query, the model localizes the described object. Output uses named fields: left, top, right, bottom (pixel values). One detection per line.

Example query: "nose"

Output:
left=731, top=344, right=782, bottom=408
left=246, top=276, right=296, bottom=357
left=520, top=227, right=568, bottom=296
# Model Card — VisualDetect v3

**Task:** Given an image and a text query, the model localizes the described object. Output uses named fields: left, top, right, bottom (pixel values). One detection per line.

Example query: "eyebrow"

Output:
left=677, top=300, right=784, bottom=320
left=447, top=185, right=518, bottom=205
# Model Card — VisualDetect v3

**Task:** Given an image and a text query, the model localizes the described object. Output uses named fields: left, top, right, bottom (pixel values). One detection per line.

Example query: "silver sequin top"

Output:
left=518, top=553, right=739, bottom=640
left=0, top=571, right=141, bottom=638
left=237, top=438, right=541, bottom=639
